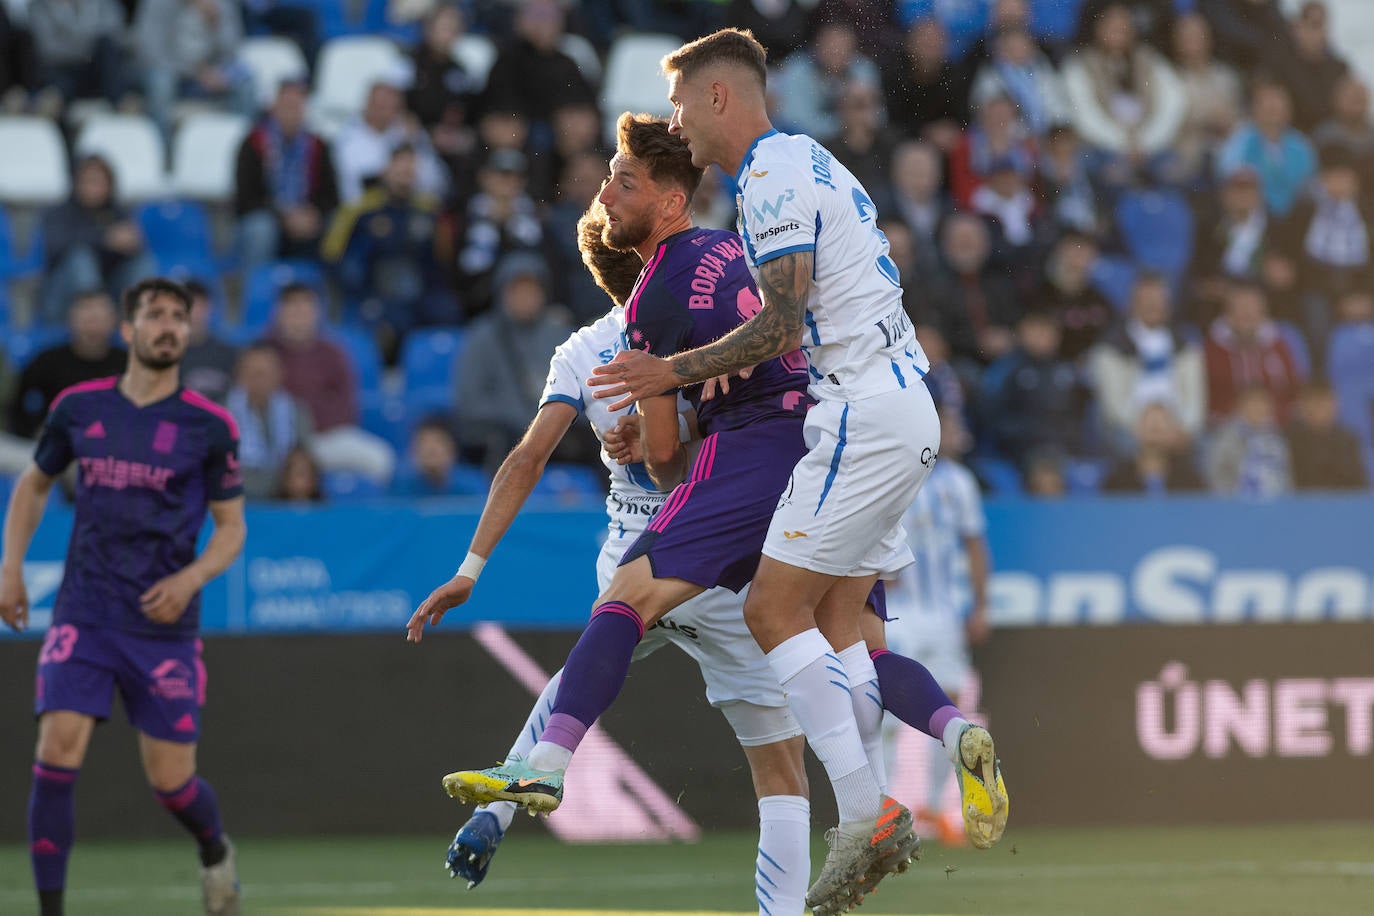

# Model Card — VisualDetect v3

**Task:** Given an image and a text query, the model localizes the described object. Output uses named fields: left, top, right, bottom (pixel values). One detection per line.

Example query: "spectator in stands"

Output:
left=829, top=81, right=899, bottom=201
left=1023, top=449, right=1068, bottom=498
left=436, top=148, right=543, bottom=320
left=1312, top=76, right=1374, bottom=183
left=774, top=19, right=883, bottom=142
left=480, top=0, right=595, bottom=145
left=1205, top=280, right=1304, bottom=424
left=272, top=445, right=324, bottom=503
left=1206, top=385, right=1292, bottom=496
left=323, top=144, right=447, bottom=356
left=925, top=212, right=1021, bottom=365
left=1287, top=0, right=1349, bottom=132
left=981, top=308, right=1088, bottom=468
left=406, top=4, right=480, bottom=146
left=234, top=78, right=339, bottom=273
left=1102, top=402, right=1207, bottom=495
left=1169, top=12, right=1243, bottom=184
left=1060, top=1, right=1187, bottom=186
left=1201, top=0, right=1300, bottom=78
left=28, top=0, right=134, bottom=112
left=913, top=322, right=965, bottom=422
left=969, top=24, right=1068, bottom=138
left=1333, top=286, right=1374, bottom=331
left=454, top=252, right=572, bottom=472
left=136, top=0, right=256, bottom=139
left=1284, top=147, right=1372, bottom=320
left=691, top=164, right=737, bottom=231
left=949, top=93, right=1036, bottom=209
left=881, top=17, right=968, bottom=149
left=333, top=75, right=448, bottom=204
left=10, top=291, right=126, bottom=439
left=1285, top=381, right=1369, bottom=490
left=959, top=0, right=1056, bottom=78
left=1037, top=124, right=1104, bottom=237
left=1035, top=231, right=1113, bottom=361
left=970, top=155, right=1047, bottom=260
left=38, top=155, right=157, bottom=326
left=1089, top=272, right=1207, bottom=448
left=179, top=279, right=237, bottom=404
left=886, top=140, right=953, bottom=267
left=882, top=220, right=929, bottom=321
left=226, top=342, right=314, bottom=500
left=534, top=100, right=606, bottom=205
left=545, top=151, right=615, bottom=323
left=391, top=417, right=487, bottom=497
left=1191, top=165, right=1279, bottom=309
left=1216, top=80, right=1317, bottom=218
left=263, top=282, right=397, bottom=485
left=725, top=0, right=810, bottom=61
left=0, top=3, right=36, bottom=112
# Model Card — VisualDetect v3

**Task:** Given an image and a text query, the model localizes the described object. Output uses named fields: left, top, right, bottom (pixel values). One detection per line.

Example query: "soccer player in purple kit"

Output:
left=0, top=278, right=247, bottom=916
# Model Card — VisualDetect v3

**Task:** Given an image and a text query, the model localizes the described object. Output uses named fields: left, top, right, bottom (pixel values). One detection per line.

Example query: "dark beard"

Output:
left=134, top=343, right=181, bottom=371
left=603, top=219, right=650, bottom=252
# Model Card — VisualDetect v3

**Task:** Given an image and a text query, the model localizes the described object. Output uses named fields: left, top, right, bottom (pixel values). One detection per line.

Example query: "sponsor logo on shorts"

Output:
left=650, top=618, right=699, bottom=641
left=150, top=659, right=195, bottom=701
left=754, top=220, right=800, bottom=243
left=921, top=447, right=939, bottom=467
left=783, top=530, right=809, bottom=540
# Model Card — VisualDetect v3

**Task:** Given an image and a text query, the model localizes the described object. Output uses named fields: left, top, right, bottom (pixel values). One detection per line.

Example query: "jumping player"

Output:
left=409, top=201, right=814, bottom=915
left=0, top=278, right=247, bottom=916
left=587, top=28, right=1008, bottom=911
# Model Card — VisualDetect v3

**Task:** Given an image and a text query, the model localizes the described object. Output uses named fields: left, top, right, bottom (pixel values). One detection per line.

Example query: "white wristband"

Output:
left=457, top=552, right=487, bottom=582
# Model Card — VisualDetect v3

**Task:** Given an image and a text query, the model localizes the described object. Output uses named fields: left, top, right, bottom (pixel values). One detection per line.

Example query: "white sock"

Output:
left=756, top=795, right=809, bottom=916
left=767, top=629, right=883, bottom=825
left=942, top=716, right=971, bottom=767
left=925, top=739, right=954, bottom=814
left=526, top=740, right=573, bottom=773
left=478, top=669, right=563, bottom=831
left=836, top=641, right=887, bottom=794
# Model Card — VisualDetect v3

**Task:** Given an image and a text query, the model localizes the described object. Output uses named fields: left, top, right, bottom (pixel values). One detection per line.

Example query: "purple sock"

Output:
left=541, top=602, right=643, bottom=753
left=29, top=763, right=77, bottom=893
left=871, top=649, right=963, bottom=741
left=154, top=776, right=227, bottom=867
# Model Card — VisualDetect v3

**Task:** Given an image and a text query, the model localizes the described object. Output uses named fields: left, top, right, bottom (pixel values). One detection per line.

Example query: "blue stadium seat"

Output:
left=1089, top=254, right=1137, bottom=311
left=3, top=326, right=68, bottom=367
left=530, top=463, right=606, bottom=501
left=1030, top=0, right=1089, bottom=43
left=361, top=392, right=412, bottom=453
left=1115, top=189, right=1194, bottom=283
left=972, top=455, right=1024, bottom=495
left=0, top=205, right=42, bottom=281
left=138, top=200, right=216, bottom=273
left=321, top=469, right=388, bottom=500
left=897, top=0, right=987, bottom=56
left=401, top=326, right=464, bottom=414
left=329, top=324, right=383, bottom=396
left=1274, top=321, right=1312, bottom=380
left=1065, top=458, right=1107, bottom=496
left=1327, top=324, right=1374, bottom=474
left=241, top=260, right=330, bottom=335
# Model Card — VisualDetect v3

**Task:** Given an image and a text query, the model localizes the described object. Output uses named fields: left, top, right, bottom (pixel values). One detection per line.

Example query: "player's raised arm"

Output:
left=407, top=402, right=578, bottom=643
left=0, top=464, right=59, bottom=632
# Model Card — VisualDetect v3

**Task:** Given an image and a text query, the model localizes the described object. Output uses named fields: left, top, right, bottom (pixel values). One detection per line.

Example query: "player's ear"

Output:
left=119, top=321, right=134, bottom=347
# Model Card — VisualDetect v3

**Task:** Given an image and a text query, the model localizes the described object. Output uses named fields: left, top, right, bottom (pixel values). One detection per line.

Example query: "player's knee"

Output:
left=35, top=715, right=92, bottom=767
left=145, top=763, right=196, bottom=794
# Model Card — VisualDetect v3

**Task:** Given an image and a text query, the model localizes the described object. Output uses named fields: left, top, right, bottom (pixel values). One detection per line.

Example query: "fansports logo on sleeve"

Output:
left=754, top=220, right=801, bottom=243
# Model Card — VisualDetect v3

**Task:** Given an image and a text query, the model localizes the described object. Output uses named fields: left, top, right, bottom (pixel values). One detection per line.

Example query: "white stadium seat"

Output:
left=451, top=33, right=496, bottom=92
left=0, top=117, right=71, bottom=205
left=75, top=114, right=167, bottom=203
left=561, top=33, right=603, bottom=86
left=599, top=33, right=681, bottom=141
left=240, top=36, right=309, bottom=109
left=171, top=112, right=252, bottom=201
left=311, top=36, right=407, bottom=136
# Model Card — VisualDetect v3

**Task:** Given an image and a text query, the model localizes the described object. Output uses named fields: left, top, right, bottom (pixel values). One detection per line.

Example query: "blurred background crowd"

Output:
left=0, top=0, right=1370, bottom=504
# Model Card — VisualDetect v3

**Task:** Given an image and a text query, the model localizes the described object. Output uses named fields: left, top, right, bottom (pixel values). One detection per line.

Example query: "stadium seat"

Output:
left=75, top=114, right=167, bottom=203
left=239, top=35, right=309, bottom=108
left=311, top=36, right=407, bottom=137
left=1030, top=0, right=1089, bottom=43
left=1327, top=322, right=1374, bottom=478
left=561, top=33, right=602, bottom=86
left=0, top=204, right=42, bottom=280
left=401, top=326, right=464, bottom=414
left=599, top=33, right=682, bottom=141
left=361, top=392, right=412, bottom=453
left=3, top=325, right=68, bottom=367
left=321, top=468, right=388, bottom=500
left=137, top=200, right=216, bottom=273
left=1115, top=189, right=1194, bottom=283
left=451, top=34, right=497, bottom=91
left=971, top=455, right=1024, bottom=495
left=1274, top=320, right=1312, bottom=380
left=241, top=260, right=330, bottom=334
left=171, top=112, right=252, bottom=202
left=1089, top=254, right=1138, bottom=311
left=0, top=117, right=71, bottom=205
left=531, top=463, right=606, bottom=501
left=329, top=324, right=383, bottom=397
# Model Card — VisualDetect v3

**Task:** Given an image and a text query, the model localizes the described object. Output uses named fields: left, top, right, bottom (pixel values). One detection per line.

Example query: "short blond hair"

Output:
left=661, top=28, right=768, bottom=90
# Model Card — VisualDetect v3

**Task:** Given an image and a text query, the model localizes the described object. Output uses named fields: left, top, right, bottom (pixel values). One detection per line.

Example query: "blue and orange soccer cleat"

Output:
left=446, top=810, right=505, bottom=890
left=442, top=756, right=564, bottom=814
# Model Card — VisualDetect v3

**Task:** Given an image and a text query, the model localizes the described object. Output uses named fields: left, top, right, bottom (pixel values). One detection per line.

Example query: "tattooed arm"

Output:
left=668, top=251, right=812, bottom=385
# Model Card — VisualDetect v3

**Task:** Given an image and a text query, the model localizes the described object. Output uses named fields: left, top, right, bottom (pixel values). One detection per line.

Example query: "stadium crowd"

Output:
left=0, top=0, right=1371, bottom=501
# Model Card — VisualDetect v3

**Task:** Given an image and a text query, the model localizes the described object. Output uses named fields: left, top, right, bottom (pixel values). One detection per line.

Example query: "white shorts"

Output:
left=763, top=384, right=940, bottom=577
left=596, top=537, right=801, bottom=744
left=884, top=606, right=971, bottom=694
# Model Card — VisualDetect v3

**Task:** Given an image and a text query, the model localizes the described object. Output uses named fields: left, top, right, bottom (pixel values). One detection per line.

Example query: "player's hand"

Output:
left=699, top=365, right=754, bottom=402
left=966, top=608, right=991, bottom=647
left=407, top=575, right=475, bottom=643
left=0, top=564, right=29, bottom=632
left=588, top=350, right=677, bottom=411
left=140, top=569, right=201, bottom=624
left=602, top=415, right=643, bottom=465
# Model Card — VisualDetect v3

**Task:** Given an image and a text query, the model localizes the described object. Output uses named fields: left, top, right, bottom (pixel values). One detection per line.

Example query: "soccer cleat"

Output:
left=201, top=835, right=241, bottom=916
left=442, top=756, right=564, bottom=814
left=446, top=810, right=506, bottom=889
left=805, top=797, right=915, bottom=916
left=955, top=724, right=1009, bottom=850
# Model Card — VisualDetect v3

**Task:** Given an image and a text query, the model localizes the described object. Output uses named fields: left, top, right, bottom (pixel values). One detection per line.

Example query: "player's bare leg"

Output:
left=444, top=557, right=703, bottom=812
left=140, top=735, right=239, bottom=915
left=30, top=712, right=96, bottom=916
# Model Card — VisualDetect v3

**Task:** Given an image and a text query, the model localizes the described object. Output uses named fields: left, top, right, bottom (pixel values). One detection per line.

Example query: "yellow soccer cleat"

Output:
left=441, top=757, right=564, bottom=814
left=955, top=725, right=1009, bottom=850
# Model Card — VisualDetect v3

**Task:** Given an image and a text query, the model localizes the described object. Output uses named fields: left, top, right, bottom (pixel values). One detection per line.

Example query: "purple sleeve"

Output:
left=205, top=418, right=244, bottom=501
left=625, top=284, right=693, bottom=359
left=33, top=398, right=73, bottom=477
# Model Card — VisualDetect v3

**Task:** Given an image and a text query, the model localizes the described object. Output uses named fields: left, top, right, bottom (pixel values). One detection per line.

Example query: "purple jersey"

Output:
left=624, top=227, right=812, bottom=435
left=33, top=378, right=243, bottom=638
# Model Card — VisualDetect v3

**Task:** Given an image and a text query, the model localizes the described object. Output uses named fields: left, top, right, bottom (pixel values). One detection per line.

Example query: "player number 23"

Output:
left=39, top=625, right=79, bottom=665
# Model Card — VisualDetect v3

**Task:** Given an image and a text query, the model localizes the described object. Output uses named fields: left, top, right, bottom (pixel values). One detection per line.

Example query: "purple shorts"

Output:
left=868, top=580, right=889, bottom=621
left=34, top=623, right=206, bottom=743
left=620, top=418, right=807, bottom=592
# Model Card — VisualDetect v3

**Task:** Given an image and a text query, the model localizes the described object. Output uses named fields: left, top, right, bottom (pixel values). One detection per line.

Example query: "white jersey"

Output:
left=734, top=130, right=929, bottom=402
left=886, top=459, right=985, bottom=623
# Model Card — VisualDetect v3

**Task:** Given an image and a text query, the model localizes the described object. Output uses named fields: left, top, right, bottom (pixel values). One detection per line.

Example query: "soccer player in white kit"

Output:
left=589, top=28, right=1008, bottom=910
left=407, top=206, right=815, bottom=916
